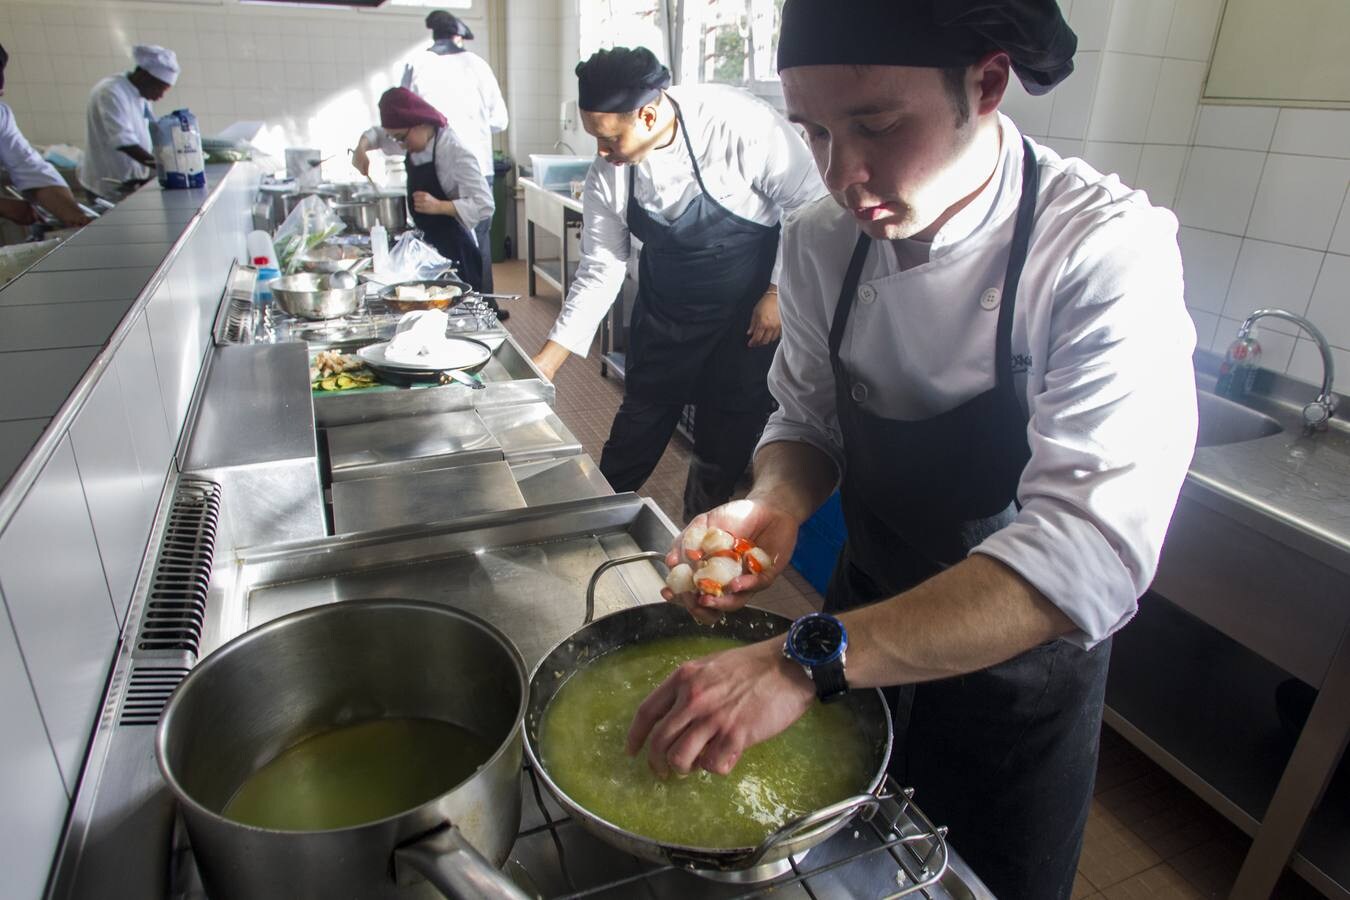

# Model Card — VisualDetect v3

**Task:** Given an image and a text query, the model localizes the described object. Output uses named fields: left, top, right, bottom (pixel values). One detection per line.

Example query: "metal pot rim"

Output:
left=522, top=601, right=893, bottom=868
left=155, top=597, right=529, bottom=837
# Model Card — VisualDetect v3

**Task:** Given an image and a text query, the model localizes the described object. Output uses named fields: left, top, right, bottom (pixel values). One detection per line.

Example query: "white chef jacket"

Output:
left=79, top=74, right=152, bottom=192
left=760, top=114, right=1197, bottom=649
left=547, top=83, right=827, bottom=357
left=365, top=125, right=493, bottom=236
left=402, top=46, right=507, bottom=176
left=0, top=103, right=67, bottom=192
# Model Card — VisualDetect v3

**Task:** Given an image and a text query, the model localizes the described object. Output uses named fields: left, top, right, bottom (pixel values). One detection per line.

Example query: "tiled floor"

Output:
left=495, top=258, right=1323, bottom=900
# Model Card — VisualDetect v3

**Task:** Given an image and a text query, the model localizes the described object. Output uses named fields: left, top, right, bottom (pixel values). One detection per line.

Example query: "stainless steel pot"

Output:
left=297, top=242, right=371, bottom=274
left=156, top=599, right=531, bottom=900
left=334, top=199, right=381, bottom=233
left=359, top=190, right=410, bottom=232
left=270, top=272, right=362, bottom=319
left=524, top=554, right=895, bottom=882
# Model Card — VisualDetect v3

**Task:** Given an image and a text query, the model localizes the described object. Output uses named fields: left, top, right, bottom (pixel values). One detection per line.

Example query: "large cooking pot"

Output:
left=334, top=198, right=382, bottom=233
left=156, top=599, right=531, bottom=900
left=270, top=272, right=362, bottom=319
left=524, top=553, right=896, bottom=882
left=359, top=190, right=410, bottom=232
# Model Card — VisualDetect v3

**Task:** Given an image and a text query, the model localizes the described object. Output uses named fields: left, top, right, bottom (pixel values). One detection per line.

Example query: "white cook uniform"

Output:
left=79, top=74, right=153, bottom=192
left=365, top=124, right=494, bottom=236
left=761, top=114, right=1197, bottom=647
left=547, top=83, right=827, bottom=356
left=0, top=103, right=67, bottom=191
left=401, top=46, right=508, bottom=177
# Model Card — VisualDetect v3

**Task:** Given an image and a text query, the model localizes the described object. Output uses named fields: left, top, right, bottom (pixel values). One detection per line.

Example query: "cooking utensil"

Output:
left=333, top=199, right=381, bottom=233
left=357, top=336, right=492, bottom=388
left=364, top=191, right=409, bottom=233
left=270, top=272, right=362, bottom=319
left=156, top=599, right=531, bottom=900
left=297, top=242, right=371, bottom=274
left=375, top=277, right=474, bottom=314
left=523, top=554, right=894, bottom=882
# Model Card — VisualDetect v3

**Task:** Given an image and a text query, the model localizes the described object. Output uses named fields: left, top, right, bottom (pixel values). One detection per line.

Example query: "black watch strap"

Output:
left=809, top=659, right=848, bottom=703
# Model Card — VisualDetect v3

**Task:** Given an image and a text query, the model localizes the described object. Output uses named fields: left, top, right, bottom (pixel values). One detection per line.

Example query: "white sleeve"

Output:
left=755, top=211, right=845, bottom=472
left=439, top=135, right=493, bottom=227
left=973, top=207, right=1197, bottom=648
left=474, top=55, right=509, bottom=133
left=0, top=105, right=66, bottom=191
left=95, top=85, right=146, bottom=150
left=363, top=126, right=404, bottom=157
left=740, top=107, right=827, bottom=285
left=545, top=163, right=632, bottom=357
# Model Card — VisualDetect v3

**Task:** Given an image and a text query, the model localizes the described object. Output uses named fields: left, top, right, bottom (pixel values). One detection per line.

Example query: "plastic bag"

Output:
left=384, top=230, right=457, bottom=282
left=272, top=195, right=345, bottom=273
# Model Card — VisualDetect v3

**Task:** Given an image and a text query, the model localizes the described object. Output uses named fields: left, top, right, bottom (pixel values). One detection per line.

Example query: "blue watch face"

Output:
left=789, top=614, right=846, bottom=666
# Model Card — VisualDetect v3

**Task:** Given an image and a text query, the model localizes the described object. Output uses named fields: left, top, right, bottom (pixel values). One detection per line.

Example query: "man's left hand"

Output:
left=747, top=290, right=781, bottom=347
left=626, top=639, right=815, bottom=777
left=412, top=191, right=451, bottom=215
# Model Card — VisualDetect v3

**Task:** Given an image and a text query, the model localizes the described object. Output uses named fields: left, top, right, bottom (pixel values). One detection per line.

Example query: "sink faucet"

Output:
left=552, top=140, right=576, bottom=155
left=1234, top=309, right=1338, bottom=430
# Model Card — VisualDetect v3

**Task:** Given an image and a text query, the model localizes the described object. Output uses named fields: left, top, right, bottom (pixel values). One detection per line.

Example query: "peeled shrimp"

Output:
left=682, top=525, right=709, bottom=562
left=665, top=563, right=696, bottom=596
left=693, top=555, right=742, bottom=597
left=743, top=546, right=772, bottom=575
left=699, top=528, right=735, bottom=557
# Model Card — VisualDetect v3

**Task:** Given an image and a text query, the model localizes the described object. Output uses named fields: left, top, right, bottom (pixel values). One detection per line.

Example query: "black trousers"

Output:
left=599, top=394, right=772, bottom=522
left=827, top=559, right=1111, bottom=900
left=474, top=175, right=495, bottom=296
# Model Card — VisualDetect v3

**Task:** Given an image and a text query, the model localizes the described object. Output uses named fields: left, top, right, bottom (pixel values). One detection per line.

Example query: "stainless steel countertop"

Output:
left=330, top=459, right=528, bottom=535
left=326, top=407, right=502, bottom=481
left=1189, top=355, right=1350, bottom=577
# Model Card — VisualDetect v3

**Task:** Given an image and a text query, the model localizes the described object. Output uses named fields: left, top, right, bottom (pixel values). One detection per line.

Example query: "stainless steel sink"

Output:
left=1196, top=389, right=1283, bottom=447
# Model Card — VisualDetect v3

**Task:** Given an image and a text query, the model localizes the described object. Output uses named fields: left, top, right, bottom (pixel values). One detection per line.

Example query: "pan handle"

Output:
left=741, top=791, right=883, bottom=868
left=584, top=551, right=667, bottom=625
left=394, top=824, right=533, bottom=900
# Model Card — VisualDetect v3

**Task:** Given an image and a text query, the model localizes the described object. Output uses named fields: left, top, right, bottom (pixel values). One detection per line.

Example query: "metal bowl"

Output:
left=297, top=243, right=371, bottom=274
left=270, top=272, right=362, bottom=320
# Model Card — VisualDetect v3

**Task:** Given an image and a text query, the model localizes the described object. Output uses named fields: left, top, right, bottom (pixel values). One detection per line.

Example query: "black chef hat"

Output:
left=777, top=0, right=1076, bottom=96
left=576, top=47, right=672, bottom=113
left=426, top=10, right=474, bottom=42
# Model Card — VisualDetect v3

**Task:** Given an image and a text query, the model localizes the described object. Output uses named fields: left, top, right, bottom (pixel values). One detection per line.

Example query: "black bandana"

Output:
left=576, top=47, right=672, bottom=113
left=777, top=0, right=1076, bottom=95
left=425, top=10, right=473, bottom=43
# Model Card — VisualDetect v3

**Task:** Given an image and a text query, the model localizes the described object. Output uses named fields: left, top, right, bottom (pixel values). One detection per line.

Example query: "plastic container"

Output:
left=150, top=109, right=206, bottom=190
left=245, top=230, right=278, bottom=270
left=255, top=265, right=281, bottom=309
left=528, top=154, right=591, bottom=192
left=790, top=492, right=847, bottom=596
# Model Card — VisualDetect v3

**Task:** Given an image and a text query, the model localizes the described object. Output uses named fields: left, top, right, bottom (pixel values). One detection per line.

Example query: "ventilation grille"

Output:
left=118, top=666, right=190, bottom=726
left=135, top=480, right=221, bottom=657
left=220, top=295, right=254, bottom=344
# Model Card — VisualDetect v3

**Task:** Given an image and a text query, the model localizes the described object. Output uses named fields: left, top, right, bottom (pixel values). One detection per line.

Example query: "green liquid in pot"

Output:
left=540, top=636, right=874, bottom=849
left=222, top=717, right=497, bottom=831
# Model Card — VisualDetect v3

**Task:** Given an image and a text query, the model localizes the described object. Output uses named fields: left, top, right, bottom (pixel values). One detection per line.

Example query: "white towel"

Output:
left=385, top=310, right=451, bottom=364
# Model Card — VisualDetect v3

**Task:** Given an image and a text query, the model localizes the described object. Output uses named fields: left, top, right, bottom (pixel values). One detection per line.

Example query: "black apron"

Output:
left=406, top=129, right=484, bottom=291
left=599, top=101, right=779, bottom=515
left=826, top=139, right=1110, bottom=900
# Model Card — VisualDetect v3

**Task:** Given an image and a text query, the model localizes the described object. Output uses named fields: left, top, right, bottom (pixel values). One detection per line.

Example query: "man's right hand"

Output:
left=663, top=498, right=802, bottom=624
left=532, top=340, right=572, bottom=381
left=351, top=146, right=370, bottom=177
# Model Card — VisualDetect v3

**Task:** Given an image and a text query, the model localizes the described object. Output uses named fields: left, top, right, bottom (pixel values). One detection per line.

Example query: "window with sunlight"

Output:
left=677, top=0, right=784, bottom=87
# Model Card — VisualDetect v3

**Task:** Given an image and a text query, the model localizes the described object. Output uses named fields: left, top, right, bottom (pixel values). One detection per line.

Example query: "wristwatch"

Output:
left=782, top=612, right=849, bottom=703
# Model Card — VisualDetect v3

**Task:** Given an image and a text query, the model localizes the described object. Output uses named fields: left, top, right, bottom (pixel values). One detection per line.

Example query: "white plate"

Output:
left=358, top=338, right=491, bottom=372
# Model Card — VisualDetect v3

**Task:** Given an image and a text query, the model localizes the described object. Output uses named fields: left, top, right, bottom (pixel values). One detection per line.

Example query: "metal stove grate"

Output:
left=517, top=762, right=951, bottom=900
left=135, top=479, right=222, bottom=657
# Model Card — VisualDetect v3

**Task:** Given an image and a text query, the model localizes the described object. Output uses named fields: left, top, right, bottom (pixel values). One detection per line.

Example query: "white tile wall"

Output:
left=1330, top=191, right=1350, bottom=256
left=1135, top=144, right=1187, bottom=207
left=1143, top=58, right=1204, bottom=144
left=1082, top=141, right=1142, bottom=183
left=1193, top=105, right=1278, bottom=151
left=1174, top=147, right=1266, bottom=235
left=1177, top=226, right=1241, bottom=315
left=1086, top=52, right=1160, bottom=143
left=1306, top=252, right=1350, bottom=349
left=1106, top=0, right=1174, bottom=55
left=1270, top=108, right=1350, bottom=158
left=1246, top=155, right=1350, bottom=250
left=0, top=0, right=495, bottom=180
left=1047, top=51, right=1100, bottom=140
left=1222, top=239, right=1324, bottom=332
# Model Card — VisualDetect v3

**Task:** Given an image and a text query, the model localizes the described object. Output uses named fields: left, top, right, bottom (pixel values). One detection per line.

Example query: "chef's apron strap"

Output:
left=828, top=233, right=873, bottom=365
left=995, top=139, right=1040, bottom=393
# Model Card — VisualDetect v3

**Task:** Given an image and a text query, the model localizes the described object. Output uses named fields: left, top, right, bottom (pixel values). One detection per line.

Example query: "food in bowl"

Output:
left=538, top=634, right=874, bottom=849
left=385, top=282, right=464, bottom=314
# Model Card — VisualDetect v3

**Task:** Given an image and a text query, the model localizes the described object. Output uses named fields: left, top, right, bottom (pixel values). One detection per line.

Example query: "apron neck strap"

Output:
left=995, top=138, right=1040, bottom=390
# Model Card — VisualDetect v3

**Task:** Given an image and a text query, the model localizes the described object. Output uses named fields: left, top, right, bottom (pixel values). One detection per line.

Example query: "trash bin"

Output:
left=492, top=155, right=513, bottom=262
